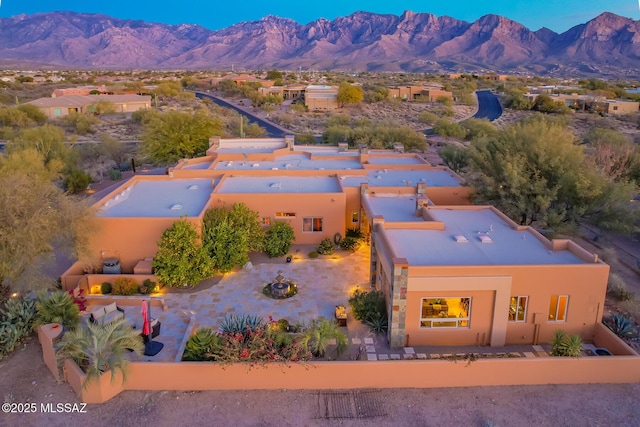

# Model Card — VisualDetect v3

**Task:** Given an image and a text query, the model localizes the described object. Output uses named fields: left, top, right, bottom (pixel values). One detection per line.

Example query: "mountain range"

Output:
left=1, top=11, right=639, bottom=76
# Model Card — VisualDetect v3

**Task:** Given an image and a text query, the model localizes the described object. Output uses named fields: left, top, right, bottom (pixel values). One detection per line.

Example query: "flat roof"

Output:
left=181, top=162, right=212, bottom=170
left=214, top=154, right=362, bottom=171
left=367, top=156, right=424, bottom=165
left=385, top=208, right=585, bottom=266
left=217, top=176, right=341, bottom=194
left=341, top=170, right=461, bottom=187
left=292, top=146, right=359, bottom=157
left=98, top=178, right=214, bottom=218
left=365, top=195, right=425, bottom=222
left=215, top=138, right=287, bottom=154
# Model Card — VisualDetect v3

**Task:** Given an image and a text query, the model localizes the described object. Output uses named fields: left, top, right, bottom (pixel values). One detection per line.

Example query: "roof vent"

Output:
left=479, top=235, right=493, bottom=244
left=271, top=167, right=279, bottom=170
left=252, top=163, right=260, bottom=167
left=188, top=185, right=199, bottom=190
left=170, top=204, right=183, bottom=210
left=454, top=235, right=468, bottom=243
left=270, top=182, right=281, bottom=188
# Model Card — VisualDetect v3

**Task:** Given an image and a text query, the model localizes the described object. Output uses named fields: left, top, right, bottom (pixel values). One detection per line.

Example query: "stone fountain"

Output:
left=270, top=270, right=291, bottom=297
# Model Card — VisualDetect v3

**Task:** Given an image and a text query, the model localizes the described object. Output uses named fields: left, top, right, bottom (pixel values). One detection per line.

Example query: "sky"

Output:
left=0, top=0, right=638, bottom=33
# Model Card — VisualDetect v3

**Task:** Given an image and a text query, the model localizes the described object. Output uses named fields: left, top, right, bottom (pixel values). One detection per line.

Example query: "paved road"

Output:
left=194, top=91, right=291, bottom=138
left=473, top=90, right=503, bottom=121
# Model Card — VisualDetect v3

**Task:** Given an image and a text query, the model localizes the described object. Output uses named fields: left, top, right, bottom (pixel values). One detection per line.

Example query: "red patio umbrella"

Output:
left=141, top=300, right=150, bottom=336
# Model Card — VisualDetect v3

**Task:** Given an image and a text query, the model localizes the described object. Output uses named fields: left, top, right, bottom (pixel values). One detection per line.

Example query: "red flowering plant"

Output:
left=183, top=314, right=311, bottom=364
left=67, top=288, right=87, bottom=312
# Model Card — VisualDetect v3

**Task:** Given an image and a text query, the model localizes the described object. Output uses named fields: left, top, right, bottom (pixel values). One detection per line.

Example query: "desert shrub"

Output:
left=109, top=169, right=122, bottom=181
left=67, top=288, right=87, bottom=312
left=349, top=289, right=387, bottom=330
left=604, top=313, right=635, bottom=338
left=100, top=282, right=112, bottom=294
left=365, top=312, right=388, bottom=333
left=0, top=297, right=36, bottom=360
left=34, top=291, right=80, bottom=330
left=63, top=169, right=92, bottom=194
left=618, top=300, right=640, bottom=322
left=295, top=132, right=317, bottom=144
left=111, top=277, right=139, bottom=296
left=340, top=236, right=360, bottom=251
left=345, top=227, right=364, bottom=240
left=182, top=328, right=221, bottom=361
left=550, top=329, right=583, bottom=357
left=276, top=318, right=290, bottom=332
left=607, top=273, right=633, bottom=301
left=264, top=221, right=295, bottom=258
left=138, top=279, right=156, bottom=295
left=418, top=111, right=439, bottom=126
left=308, top=251, right=319, bottom=259
left=316, top=238, right=335, bottom=255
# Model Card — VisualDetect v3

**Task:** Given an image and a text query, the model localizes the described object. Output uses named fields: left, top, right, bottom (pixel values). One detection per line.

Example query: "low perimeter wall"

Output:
left=55, top=324, right=640, bottom=404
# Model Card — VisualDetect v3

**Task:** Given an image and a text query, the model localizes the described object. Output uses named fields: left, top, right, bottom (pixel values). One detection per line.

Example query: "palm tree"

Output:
left=34, top=291, right=80, bottom=330
left=302, top=318, right=348, bottom=358
left=57, top=317, right=143, bottom=388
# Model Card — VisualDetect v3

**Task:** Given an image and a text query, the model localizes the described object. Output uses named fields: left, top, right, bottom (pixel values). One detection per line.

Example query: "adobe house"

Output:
left=27, top=94, right=152, bottom=119
left=363, top=198, right=609, bottom=348
left=388, top=86, right=453, bottom=102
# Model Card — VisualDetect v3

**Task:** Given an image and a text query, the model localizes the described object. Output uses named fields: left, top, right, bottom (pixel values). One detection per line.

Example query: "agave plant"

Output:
left=34, top=291, right=80, bottom=330
left=551, top=329, right=583, bottom=357
left=219, top=314, right=264, bottom=335
left=0, top=297, right=37, bottom=359
left=57, top=317, right=144, bottom=388
left=365, top=312, right=388, bottom=334
left=302, top=318, right=348, bottom=358
left=604, top=313, right=635, bottom=338
left=183, top=328, right=221, bottom=361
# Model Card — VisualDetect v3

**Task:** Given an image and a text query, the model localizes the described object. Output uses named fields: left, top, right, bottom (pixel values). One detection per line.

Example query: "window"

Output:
left=262, top=217, right=271, bottom=226
left=54, top=108, right=61, bottom=116
left=302, top=217, right=323, bottom=232
left=351, top=210, right=359, bottom=223
left=509, top=296, right=528, bottom=322
left=548, top=295, right=568, bottom=322
left=275, top=212, right=295, bottom=218
left=420, top=297, right=470, bottom=328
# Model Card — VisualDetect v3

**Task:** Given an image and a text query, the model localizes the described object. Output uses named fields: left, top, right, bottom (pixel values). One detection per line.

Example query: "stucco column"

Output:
left=389, top=258, right=409, bottom=348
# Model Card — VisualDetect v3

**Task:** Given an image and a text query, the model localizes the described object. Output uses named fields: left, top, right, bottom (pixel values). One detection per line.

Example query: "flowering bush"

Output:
left=182, top=322, right=311, bottom=364
left=67, top=288, right=87, bottom=312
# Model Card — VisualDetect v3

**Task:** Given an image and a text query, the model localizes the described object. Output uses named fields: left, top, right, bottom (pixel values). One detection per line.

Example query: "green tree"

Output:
left=152, top=219, right=215, bottom=288
left=436, top=95, right=453, bottom=107
left=532, top=94, right=571, bottom=114
left=295, top=133, right=317, bottom=144
left=433, top=119, right=467, bottom=140
left=64, top=169, right=93, bottom=194
left=266, top=69, right=283, bottom=81
left=153, top=80, right=181, bottom=99
left=337, top=83, right=364, bottom=107
left=364, top=86, right=389, bottom=103
left=467, top=115, right=601, bottom=228
left=438, top=145, right=468, bottom=173
left=461, top=118, right=498, bottom=141
left=141, top=109, right=223, bottom=164
left=0, top=107, right=34, bottom=129
left=58, top=112, right=99, bottom=135
left=7, top=124, right=71, bottom=166
left=0, top=149, right=93, bottom=295
left=57, top=318, right=144, bottom=388
left=418, top=111, right=439, bottom=126
left=16, top=104, right=47, bottom=125
left=202, top=203, right=264, bottom=273
left=99, top=134, right=133, bottom=170
left=263, top=221, right=295, bottom=258
left=89, top=99, right=117, bottom=115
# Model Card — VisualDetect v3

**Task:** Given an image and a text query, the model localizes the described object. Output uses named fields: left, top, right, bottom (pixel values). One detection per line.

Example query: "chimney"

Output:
left=285, top=135, right=295, bottom=151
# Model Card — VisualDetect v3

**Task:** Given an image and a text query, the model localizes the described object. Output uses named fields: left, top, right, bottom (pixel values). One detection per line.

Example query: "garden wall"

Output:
left=64, top=350, right=640, bottom=403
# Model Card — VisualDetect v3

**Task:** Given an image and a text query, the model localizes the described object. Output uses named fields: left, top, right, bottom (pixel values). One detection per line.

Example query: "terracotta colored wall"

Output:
left=212, top=192, right=346, bottom=245
left=424, top=187, right=472, bottom=205
left=89, top=217, right=199, bottom=271
left=594, top=323, right=639, bottom=355
left=65, top=352, right=640, bottom=403
left=404, top=264, right=609, bottom=346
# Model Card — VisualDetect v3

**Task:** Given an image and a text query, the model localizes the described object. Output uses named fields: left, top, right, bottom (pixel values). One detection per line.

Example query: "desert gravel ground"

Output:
left=1, top=337, right=639, bottom=427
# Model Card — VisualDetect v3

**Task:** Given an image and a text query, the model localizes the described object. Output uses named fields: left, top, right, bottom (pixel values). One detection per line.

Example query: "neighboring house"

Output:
left=388, top=86, right=453, bottom=102
left=52, top=86, right=108, bottom=97
left=27, top=94, right=152, bottom=119
left=526, top=93, right=640, bottom=115
left=304, top=85, right=338, bottom=110
left=61, top=137, right=608, bottom=351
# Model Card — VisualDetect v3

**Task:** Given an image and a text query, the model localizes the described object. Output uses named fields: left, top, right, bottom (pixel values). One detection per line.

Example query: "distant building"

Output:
left=388, top=85, right=453, bottom=102
left=526, top=93, right=639, bottom=115
left=27, top=94, right=152, bottom=119
left=52, top=85, right=108, bottom=98
left=304, top=85, right=338, bottom=110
